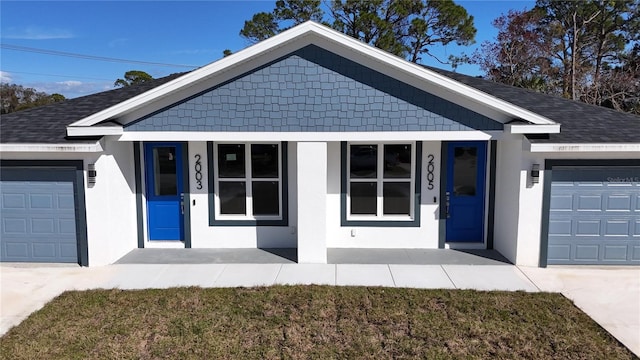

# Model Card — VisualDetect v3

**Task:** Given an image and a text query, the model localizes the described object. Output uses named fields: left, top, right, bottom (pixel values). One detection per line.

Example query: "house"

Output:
left=1, top=22, right=638, bottom=267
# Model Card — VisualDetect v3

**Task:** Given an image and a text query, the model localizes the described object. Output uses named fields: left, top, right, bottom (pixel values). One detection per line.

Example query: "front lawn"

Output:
left=0, top=286, right=634, bottom=359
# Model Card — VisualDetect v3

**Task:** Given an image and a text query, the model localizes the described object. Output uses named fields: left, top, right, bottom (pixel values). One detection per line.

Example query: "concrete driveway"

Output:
left=520, top=266, right=640, bottom=355
left=1, top=264, right=638, bottom=356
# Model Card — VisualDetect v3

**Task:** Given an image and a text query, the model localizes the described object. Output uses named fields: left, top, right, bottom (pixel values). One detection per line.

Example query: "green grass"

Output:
left=1, top=286, right=635, bottom=359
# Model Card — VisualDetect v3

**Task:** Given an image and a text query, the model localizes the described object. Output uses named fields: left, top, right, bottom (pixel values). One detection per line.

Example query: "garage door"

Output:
left=547, top=166, right=640, bottom=265
left=1, top=168, right=79, bottom=263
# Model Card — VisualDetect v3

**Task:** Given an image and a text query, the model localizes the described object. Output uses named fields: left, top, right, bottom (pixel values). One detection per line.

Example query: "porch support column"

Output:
left=296, top=141, right=327, bottom=263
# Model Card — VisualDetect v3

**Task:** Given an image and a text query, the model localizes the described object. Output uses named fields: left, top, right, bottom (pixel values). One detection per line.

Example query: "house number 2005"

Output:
left=426, top=154, right=435, bottom=190
left=194, top=154, right=203, bottom=190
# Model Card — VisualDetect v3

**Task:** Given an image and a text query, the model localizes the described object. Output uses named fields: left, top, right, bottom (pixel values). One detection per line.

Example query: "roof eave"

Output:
left=528, top=142, right=640, bottom=153
left=66, top=125, right=123, bottom=137
left=0, top=140, right=104, bottom=153
left=506, top=124, right=561, bottom=134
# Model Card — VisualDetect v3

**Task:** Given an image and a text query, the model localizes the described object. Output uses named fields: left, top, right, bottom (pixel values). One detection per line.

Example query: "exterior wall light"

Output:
left=530, top=163, right=540, bottom=185
left=88, top=164, right=97, bottom=185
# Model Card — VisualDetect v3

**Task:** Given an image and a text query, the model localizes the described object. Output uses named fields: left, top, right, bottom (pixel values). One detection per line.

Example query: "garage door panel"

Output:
left=604, top=220, right=631, bottom=237
left=576, top=195, right=602, bottom=211
left=550, top=194, right=573, bottom=211
left=575, top=244, right=599, bottom=261
left=548, top=166, right=640, bottom=265
left=576, top=220, right=600, bottom=236
left=3, top=218, right=27, bottom=234
left=3, top=242, right=29, bottom=258
left=548, top=219, right=572, bottom=236
left=60, top=219, right=76, bottom=234
left=1, top=168, right=79, bottom=263
left=2, top=193, right=26, bottom=209
left=606, top=195, right=632, bottom=211
left=548, top=244, right=571, bottom=261
left=58, top=194, right=75, bottom=209
left=31, top=218, right=56, bottom=234
left=30, top=194, right=54, bottom=209
left=603, top=245, right=628, bottom=261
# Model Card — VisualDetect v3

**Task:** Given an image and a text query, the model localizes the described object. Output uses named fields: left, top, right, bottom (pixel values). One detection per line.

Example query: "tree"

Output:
left=0, top=83, right=66, bottom=114
left=471, top=10, right=557, bottom=93
left=597, top=43, right=640, bottom=114
left=114, top=70, right=153, bottom=87
left=240, top=0, right=476, bottom=65
left=473, top=0, right=639, bottom=114
left=240, top=0, right=323, bottom=42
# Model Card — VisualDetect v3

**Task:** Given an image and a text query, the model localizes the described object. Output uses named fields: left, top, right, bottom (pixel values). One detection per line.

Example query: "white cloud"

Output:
left=2, top=26, right=74, bottom=40
left=0, top=71, right=13, bottom=83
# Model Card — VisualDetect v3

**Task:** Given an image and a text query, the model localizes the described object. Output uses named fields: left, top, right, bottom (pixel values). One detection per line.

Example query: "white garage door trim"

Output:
left=0, top=160, right=88, bottom=266
left=540, top=159, right=640, bottom=267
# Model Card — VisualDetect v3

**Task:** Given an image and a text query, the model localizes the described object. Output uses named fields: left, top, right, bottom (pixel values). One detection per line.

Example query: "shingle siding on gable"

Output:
left=125, top=45, right=501, bottom=132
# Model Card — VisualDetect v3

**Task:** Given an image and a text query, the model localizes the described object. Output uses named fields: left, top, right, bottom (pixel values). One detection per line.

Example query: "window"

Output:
left=210, top=142, right=288, bottom=225
left=344, top=142, right=420, bottom=224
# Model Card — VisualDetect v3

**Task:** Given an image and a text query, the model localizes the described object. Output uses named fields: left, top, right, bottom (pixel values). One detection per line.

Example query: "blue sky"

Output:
left=1, top=1, right=534, bottom=98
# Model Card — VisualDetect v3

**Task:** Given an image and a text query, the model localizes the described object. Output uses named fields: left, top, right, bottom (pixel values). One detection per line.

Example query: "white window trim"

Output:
left=213, top=142, right=283, bottom=221
left=346, top=141, right=416, bottom=221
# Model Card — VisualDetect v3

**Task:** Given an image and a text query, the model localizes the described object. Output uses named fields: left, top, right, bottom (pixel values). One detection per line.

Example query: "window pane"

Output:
left=219, top=181, right=246, bottom=214
left=153, top=147, right=177, bottom=196
left=350, top=145, right=377, bottom=178
left=350, top=182, right=377, bottom=215
left=453, top=146, right=477, bottom=196
left=384, top=144, right=412, bottom=178
left=218, top=144, right=245, bottom=178
left=251, top=144, right=279, bottom=178
left=252, top=181, right=279, bottom=215
left=383, top=182, right=411, bottom=215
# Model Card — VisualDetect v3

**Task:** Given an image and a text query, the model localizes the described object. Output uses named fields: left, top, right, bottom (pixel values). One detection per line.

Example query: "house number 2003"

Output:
left=194, top=154, right=203, bottom=190
left=426, top=154, right=435, bottom=190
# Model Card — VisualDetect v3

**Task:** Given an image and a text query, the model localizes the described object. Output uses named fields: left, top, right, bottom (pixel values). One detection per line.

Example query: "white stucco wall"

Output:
left=514, top=141, right=640, bottom=266
left=83, top=140, right=138, bottom=265
left=0, top=140, right=139, bottom=266
left=493, top=137, right=522, bottom=264
left=187, top=141, right=297, bottom=248
left=296, top=142, right=328, bottom=262
left=182, top=140, right=443, bottom=251
left=326, top=141, right=442, bottom=249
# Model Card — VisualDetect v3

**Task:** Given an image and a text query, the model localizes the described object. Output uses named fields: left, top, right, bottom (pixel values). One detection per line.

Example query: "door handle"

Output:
left=180, top=193, right=185, bottom=215
left=445, top=191, right=451, bottom=219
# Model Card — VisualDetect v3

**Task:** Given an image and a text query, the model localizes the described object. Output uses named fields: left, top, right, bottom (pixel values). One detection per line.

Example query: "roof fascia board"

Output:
left=529, top=142, right=640, bottom=152
left=118, top=130, right=500, bottom=142
left=0, top=141, right=104, bottom=153
left=67, top=125, right=123, bottom=137
left=71, top=21, right=556, bottom=129
left=505, top=124, right=560, bottom=134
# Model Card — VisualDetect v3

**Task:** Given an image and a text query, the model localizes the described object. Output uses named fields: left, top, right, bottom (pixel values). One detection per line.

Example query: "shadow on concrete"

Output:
left=115, top=248, right=509, bottom=265
left=327, top=249, right=511, bottom=265
left=115, top=248, right=297, bottom=264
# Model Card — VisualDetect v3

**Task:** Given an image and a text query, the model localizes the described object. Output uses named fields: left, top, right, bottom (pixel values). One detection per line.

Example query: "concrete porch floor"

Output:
left=115, top=248, right=511, bottom=265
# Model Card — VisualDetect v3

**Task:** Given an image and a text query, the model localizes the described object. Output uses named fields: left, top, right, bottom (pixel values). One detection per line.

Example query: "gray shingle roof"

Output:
left=1, top=64, right=638, bottom=145
left=425, top=66, right=640, bottom=143
left=0, top=73, right=185, bottom=144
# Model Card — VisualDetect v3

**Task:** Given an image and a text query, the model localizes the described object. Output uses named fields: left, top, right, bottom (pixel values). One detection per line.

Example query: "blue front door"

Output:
left=445, top=142, right=487, bottom=242
left=145, top=143, right=184, bottom=240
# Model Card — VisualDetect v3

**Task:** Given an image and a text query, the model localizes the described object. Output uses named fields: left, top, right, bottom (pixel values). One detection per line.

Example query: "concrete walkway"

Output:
left=1, top=263, right=638, bottom=356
